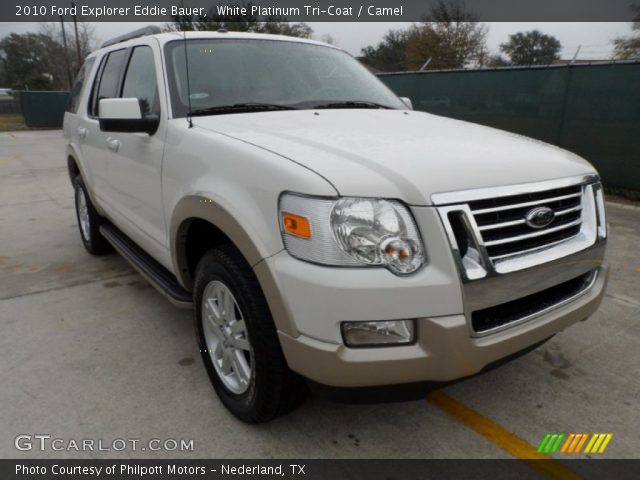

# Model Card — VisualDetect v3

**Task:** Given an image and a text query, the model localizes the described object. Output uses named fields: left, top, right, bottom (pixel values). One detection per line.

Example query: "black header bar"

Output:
left=3, top=0, right=638, bottom=22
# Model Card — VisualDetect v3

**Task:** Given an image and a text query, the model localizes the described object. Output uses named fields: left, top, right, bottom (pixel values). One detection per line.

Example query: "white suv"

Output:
left=64, top=27, right=608, bottom=422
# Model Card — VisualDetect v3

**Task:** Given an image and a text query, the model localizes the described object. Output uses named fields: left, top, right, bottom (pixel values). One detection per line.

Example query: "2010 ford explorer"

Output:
left=63, top=28, right=608, bottom=423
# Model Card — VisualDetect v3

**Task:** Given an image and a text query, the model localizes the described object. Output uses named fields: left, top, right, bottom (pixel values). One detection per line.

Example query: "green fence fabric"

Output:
left=19, top=91, right=70, bottom=128
left=379, top=62, right=640, bottom=191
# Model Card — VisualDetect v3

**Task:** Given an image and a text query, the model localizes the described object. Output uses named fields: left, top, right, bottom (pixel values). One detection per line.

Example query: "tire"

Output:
left=74, top=175, right=112, bottom=255
left=194, top=245, right=306, bottom=423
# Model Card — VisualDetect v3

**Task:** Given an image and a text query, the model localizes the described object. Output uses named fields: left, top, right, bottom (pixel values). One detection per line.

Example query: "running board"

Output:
left=99, top=223, right=192, bottom=308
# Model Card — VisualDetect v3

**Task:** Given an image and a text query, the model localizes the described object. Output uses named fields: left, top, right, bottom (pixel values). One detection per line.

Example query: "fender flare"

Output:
left=170, top=195, right=267, bottom=290
left=170, top=195, right=298, bottom=337
left=65, top=143, right=105, bottom=216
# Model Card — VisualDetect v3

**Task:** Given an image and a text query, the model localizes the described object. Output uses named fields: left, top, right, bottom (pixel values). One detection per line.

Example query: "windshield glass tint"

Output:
left=165, top=39, right=405, bottom=115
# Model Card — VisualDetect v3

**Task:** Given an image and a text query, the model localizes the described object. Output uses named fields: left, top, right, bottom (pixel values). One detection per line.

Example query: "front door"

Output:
left=103, top=43, right=169, bottom=264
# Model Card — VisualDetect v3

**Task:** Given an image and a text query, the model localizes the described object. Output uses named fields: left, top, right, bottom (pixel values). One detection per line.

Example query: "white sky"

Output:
left=0, top=22, right=632, bottom=59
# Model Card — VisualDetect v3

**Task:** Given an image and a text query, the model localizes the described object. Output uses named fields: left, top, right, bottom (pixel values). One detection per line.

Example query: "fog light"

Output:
left=341, top=320, right=415, bottom=347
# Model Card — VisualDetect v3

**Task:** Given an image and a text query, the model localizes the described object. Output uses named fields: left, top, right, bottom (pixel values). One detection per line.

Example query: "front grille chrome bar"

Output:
left=483, top=218, right=582, bottom=247
left=470, top=191, right=582, bottom=215
left=477, top=205, right=582, bottom=231
left=489, top=236, right=573, bottom=261
left=433, top=174, right=600, bottom=280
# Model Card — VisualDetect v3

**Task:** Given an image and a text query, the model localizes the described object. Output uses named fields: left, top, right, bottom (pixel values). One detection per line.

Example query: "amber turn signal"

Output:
left=282, top=212, right=311, bottom=239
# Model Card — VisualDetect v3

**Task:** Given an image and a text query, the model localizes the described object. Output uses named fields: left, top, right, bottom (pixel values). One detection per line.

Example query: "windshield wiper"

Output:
left=311, top=101, right=392, bottom=110
left=190, top=103, right=299, bottom=116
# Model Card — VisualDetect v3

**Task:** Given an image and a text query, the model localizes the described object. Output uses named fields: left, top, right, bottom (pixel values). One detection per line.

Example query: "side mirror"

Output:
left=400, top=97, right=413, bottom=110
left=99, top=98, right=159, bottom=135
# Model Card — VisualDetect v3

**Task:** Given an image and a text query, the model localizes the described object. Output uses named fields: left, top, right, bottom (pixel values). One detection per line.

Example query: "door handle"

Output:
left=77, top=126, right=88, bottom=139
left=106, top=137, right=120, bottom=153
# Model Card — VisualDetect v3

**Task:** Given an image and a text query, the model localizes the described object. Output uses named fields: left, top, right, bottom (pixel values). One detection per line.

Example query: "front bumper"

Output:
left=253, top=205, right=607, bottom=388
left=276, top=265, right=606, bottom=387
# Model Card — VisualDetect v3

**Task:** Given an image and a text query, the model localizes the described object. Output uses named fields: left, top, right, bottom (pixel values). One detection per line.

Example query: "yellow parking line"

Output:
left=427, top=391, right=582, bottom=480
left=635, top=266, right=640, bottom=273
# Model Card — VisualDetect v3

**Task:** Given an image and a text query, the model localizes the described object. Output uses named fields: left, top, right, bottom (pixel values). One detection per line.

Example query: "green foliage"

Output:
left=486, top=54, right=510, bottom=67
left=404, top=0, right=488, bottom=70
left=359, top=30, right=409, bottom=72
left=359, top=0, right=488, bottom=72
left=499, top=30, right=561, bottom=66
left=614, top=6, right=640, bottom=60
left=0, top=33, right=67, bottom=90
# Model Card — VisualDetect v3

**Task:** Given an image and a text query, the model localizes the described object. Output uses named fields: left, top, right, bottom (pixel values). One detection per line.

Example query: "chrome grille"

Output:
left=434, top=175, right=602, bottom=280
left=433, top=174, right=606, bottom=336
left=469, top=184, right=583, bottom=261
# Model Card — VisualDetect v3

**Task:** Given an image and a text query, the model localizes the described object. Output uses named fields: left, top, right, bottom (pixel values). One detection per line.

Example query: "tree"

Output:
left=613, top=5, right=640, bottom=60
left=485, top=54, right=510, bottom=67
left=167, top=2, right=312, bottom=39
left=254, top=19, right=313, bottom=38
left=39, top=21, right=98, bottom=88
left=0, top=33, right=67, bottom=90
left=318, top=33, right=336, bottom=45
left=40, top=22, right=97, bottom=65
left=359, top=29, right=409, bottom=72
left=403, top=0, right=488, bottom=70
left=500, top=30, right=561, bottom=66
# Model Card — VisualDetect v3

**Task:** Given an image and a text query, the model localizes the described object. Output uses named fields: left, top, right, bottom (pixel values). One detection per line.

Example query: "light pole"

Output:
left=71, top=1, right=82, bottom=71
left=59, top=15, right=73, bottom=89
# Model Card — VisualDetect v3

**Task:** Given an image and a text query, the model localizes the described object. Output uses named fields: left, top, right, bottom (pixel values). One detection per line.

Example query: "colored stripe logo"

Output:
left=537, top=433, right=613, bottom=454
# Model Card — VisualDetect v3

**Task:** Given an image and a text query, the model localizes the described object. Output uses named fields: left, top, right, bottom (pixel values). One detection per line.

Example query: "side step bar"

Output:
left=99, top=223, right=192, bottom=309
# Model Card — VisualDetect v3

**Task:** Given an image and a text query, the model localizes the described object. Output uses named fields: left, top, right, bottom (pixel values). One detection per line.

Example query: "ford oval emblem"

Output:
left=525, top=206, right=555, bottom=229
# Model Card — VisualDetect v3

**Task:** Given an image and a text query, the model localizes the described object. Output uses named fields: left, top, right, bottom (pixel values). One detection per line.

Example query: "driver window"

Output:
left=121, top=46, right=159, bottom=117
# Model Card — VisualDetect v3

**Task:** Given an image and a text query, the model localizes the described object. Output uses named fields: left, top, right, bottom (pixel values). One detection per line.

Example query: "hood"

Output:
left=193, top=109, right=596, bottom=205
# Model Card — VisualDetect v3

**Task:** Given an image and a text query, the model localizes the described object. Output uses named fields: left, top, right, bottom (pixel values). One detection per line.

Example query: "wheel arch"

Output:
left=67, top=155, right=80, bottom=185
left=170, top=195, right=270, bottom=291
left=171, top=195, right=298, bottom=338
left=66, top=144, right=106, bottom=216
left=66, top=144, right=86, bottom=183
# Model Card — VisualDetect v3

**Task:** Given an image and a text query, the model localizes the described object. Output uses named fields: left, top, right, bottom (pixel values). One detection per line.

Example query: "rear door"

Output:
left=63, top=56, right=96, bottom=184
left=81, top=48, right=129, bottom=204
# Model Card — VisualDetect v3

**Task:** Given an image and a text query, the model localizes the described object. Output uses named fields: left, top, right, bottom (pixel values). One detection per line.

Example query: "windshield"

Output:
left=164, top=38, right=405, bottom=116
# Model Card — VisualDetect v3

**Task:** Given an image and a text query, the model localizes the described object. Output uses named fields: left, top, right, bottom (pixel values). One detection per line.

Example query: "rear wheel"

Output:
left=74, top=176, right=112, bottom=255
left=194, top=245, right=306, bottom=423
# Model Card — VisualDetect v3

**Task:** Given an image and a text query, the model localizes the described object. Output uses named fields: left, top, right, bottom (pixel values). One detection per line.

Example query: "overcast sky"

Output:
left=0, top=22, right=632, bottom=59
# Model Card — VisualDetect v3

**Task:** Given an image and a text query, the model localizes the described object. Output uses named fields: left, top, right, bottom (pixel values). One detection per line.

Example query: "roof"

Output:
left=97, top=28, right=335, bottom=53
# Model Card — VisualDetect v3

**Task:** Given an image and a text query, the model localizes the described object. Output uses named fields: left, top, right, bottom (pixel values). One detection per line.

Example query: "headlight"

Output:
left=279, top=193, right=426, bottom=275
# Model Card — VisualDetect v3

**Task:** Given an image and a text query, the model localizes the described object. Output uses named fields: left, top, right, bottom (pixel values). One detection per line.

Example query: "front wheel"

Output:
left=194, top=245, right=306, bottom=423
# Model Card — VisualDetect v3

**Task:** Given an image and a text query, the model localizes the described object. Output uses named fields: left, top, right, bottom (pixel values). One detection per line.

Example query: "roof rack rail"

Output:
left=100, top=26, right=162, bottom=48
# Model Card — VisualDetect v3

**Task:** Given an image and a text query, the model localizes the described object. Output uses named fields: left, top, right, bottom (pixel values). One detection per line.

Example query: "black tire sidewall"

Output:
left=74, top=176, right=95, bottom=251
left=194, top=251, right=260, bottom=420
left=195, top=261, right=257, bottom=411
left=74, top=176, right=111, bottom=255
left=194, top=247, right=297, bottom=423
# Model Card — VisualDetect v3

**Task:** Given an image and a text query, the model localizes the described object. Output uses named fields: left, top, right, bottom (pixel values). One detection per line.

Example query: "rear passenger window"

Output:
left=66, top=57, right=95, bottom=114
left=121, top=47, right=159, bottom=117
left=90, top=49, right=127, bottom=117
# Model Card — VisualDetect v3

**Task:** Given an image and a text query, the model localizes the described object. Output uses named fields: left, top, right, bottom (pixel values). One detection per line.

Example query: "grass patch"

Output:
left=0, top=113, right=27, bottom=132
